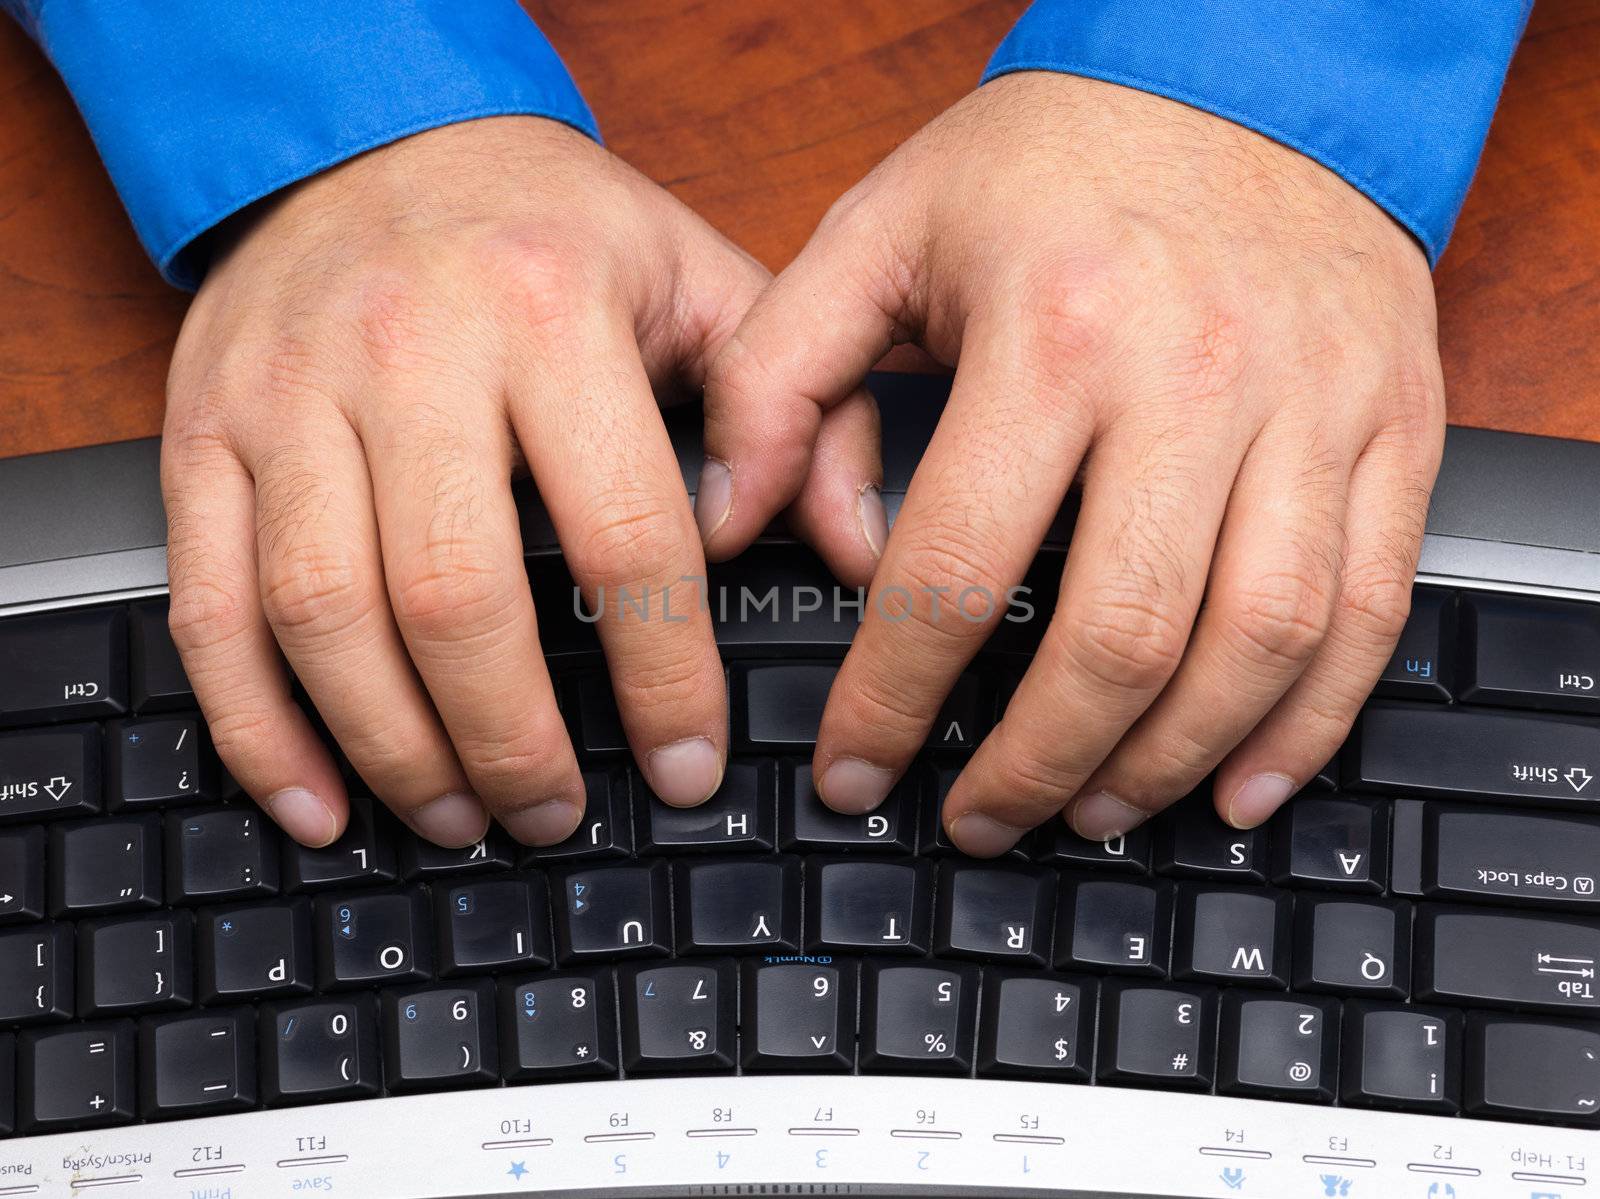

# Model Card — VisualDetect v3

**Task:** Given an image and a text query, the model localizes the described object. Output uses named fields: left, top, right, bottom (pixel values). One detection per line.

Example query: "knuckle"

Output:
left=1218, top=568, right=1333, bottom=671
left=259, top=545, right=369, bottom=640
left=166, top=571, right=251, bottom=657
left=887, top=526, right=1012, bottom=644
left=830, top=670, right=935, bottom=742
left=1019, top=259, right=1124, bottom=372
left=1057, top=585, right=1188, bottom=695
left=346, top=273, right=450, bottom=374
left=204, top=707, right=279, bottom=771
left=1337, top=567, right=1413, bottom=648
left=391, top=552, right=518, bottom=645
left=569, top=494, right=685, bottom=592
left=491, top=236, right=587, bottom=333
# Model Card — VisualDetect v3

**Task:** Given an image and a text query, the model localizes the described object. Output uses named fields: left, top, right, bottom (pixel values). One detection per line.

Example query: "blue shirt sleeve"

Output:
left=6, top=0, right=599, bottom=289
left=985, top=1, right=1530, bottom=266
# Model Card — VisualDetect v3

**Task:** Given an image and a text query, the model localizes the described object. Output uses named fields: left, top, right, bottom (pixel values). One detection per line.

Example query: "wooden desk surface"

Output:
left=1, top=0, right=1596, bottom=460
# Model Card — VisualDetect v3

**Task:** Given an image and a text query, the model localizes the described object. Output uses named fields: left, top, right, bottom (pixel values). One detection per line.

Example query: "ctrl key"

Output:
left=17, top=1021, right=136, bottom=1133
left=260, top=996, right=380, bottom=1105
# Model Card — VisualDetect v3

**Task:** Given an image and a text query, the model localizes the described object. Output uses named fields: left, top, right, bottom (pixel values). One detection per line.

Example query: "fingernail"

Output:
left=1068, top=790, right=1144, bottom=841
left=1226, top=772, right=1297, bottom=829
left=857, top=484, right=889, bottom=559
left=501, top=799, right=583, bottom=846
left=264, top=787, right=338, bottom=848
left=647, top=736, right=724, bottom=807
left=694, top=457, right=733, bottom=543
left=949, top=812, right=1026, bottom=857
left=818, top=756, right=895, bottom=814
left=410, top=791, right=490, bottom=848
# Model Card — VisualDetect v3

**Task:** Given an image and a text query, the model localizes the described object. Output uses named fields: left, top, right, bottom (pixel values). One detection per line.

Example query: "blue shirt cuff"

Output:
left=985, top=0, right=1530, bottom=266
left=26, top=0, right=600, bottom=289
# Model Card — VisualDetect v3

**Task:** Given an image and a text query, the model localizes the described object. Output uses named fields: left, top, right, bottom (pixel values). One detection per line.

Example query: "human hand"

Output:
left=703, top=72, right=1445, bottom=853
left=162, top=116, right=881, bottom=848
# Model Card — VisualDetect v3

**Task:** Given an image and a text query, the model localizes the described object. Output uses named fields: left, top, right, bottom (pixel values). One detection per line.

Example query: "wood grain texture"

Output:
left=0, top=0, right=1595, bottom=460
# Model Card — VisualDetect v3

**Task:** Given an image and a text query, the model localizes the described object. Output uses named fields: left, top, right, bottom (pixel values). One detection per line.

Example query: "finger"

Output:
left=245, top=420, right=484, bottom=848
left=161, top=432, right=347, bottom=847
left=783, top=387, right=886, bottom=587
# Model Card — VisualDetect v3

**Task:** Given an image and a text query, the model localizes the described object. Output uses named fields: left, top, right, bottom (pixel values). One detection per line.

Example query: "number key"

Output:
left=497, top=971, right=617, bottom=1080
left=381, top=981, right=497, bottom=1091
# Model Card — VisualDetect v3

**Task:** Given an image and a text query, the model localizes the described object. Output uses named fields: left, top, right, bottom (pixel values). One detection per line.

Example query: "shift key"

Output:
left=1427, top=804, right=1600, bottom=909
left=0, top=725, right=101, bottom=822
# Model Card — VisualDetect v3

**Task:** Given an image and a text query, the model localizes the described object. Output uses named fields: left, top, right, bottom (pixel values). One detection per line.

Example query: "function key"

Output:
left=780, top=762, right=914, bottom=853
left=1154, top=797, right=1267, bottom=881
left=0, top=724, right=101, bottom=823
left=860, top=961, right=978, bottom=1076
left=737, top=662, right=835, bottom=749
left=637, top=761, right=775, bottom=852
left=1461, top=593, right=1600, bottom=715
left=1425, top=803, right=1600, bottom=910
left=107, top=715, right=214, bottom=808
left=1465, top=1012, right=1600, bottom=1126
left=977, top=972, right=1095, bottom=1082
left=740, top=959, right=855, bottom=1072
left=128, top=599, right=194, bottom=712
left=1270, top=795, right=1387, bottom=892
left=1374, top=588, right=1454, bottom=700
left=0, top=607, right=128, bottom=728
left=1341, top=1000, right=1460, bottom=1114
left=1097, top=981, right=1215, bottom=1091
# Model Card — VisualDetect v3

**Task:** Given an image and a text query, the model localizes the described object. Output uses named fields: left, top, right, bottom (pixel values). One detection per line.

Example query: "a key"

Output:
left=1425, top=803, right=1600, bottom=910
left=0, top=724, right=101, bottom=822
left=498, top=971, right=618, bottom=1080
left=167, top=807, right=278, bottom=901
left=50, top=815, right=162, bottom=914
left=1055, top=878, right=1171, bottom=976
left=138, top=1008, right=255, bottom=1118
left=107, top=715, right=212, bottom=808
left=1218, top=992, right=1338, bottom=1102
left=1035, top=823, right=1151, bottom=873
left=1096, top=981, right=1215, bottom=1091
left=638, top=761, right=776, bottom=852
left=1270, top=795, right=1387, bottom=891
left=553, top=862, right=670, bottom=962
left=1461, top=593, right=1600, bottom=715
left=382, top=980, right=498, bottom=1091
left=861, top=961, right=978, bottom=1075
left=1173, top=886, right=1291, bottom=988
left=0, top=826, right=45, bottom=922
left=260, top=995, right=381, bottom=1105
left=314, top=890, right=431, bottom=987
left=78, top=911, right=191, bottom=1015
left=1375, top=587, right=1453, bottom=700
left=935, top=862, right=1054, bottom=964
left=740, top=960, right=855, bottom=1071
left=0, top=1034, right=12, bottom=1134
left=198, top=900, right=313, bottom=1001
left=620, top=960, right=736, bottom=1073
left=677, top=858, right=800, bottom=952
left=524, top=769, right=632, bottom=861
left=0, top=924, right=72, bottom=1022
left=1294, top=897, right=1410, bottom=998
left=805, top=858, right=931, bottom=954
left=0, top=607, right=127, bottom=728
left=400, top=828, right=515, bottom=879
left=129, top=598, right=195, bottom=712
left=1341, top=1001, right=1460, bottom=1113
left=16, top=1021, right=136, bottom=1132
left=1465, top=1012, right=1600, bottom=1125
left=1155, top=799, right=1267, bottom=880
left=437, top=877, right=550, bottom=974
left=977, top=972, right=1095, bottom=1081
left=282, top=797, right=396, bottom=891
left=1418, top=905, right=1600, bottom=1013
left=780, top=763, right=914, bottom=853
left=738, top=662, right=835, bottom=748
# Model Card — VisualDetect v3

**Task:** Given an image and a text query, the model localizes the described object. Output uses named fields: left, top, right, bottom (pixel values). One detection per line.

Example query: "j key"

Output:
left=0, top=607, right=127, bottom=727
left=437, top=877, right=551, bottom=974
left=129, top=598, right=194, bottom=712
left=314, top=891, right=432, bottom=987
left=1342, top=1001, right=1461, bottom=1113
left=498, top=971, right=618, bottom=1080
left=1174, top=887, right=1291, bottom=988
left=936, top=863, right=1054, bottom=965
left=977, top=972, right=1095, bottom=1081
left=1097, top=981, right=1215, bottom=1091
left=0, top=1034, right=12, bottom=1135
left=1218, top=992, right=1339, bottom=1103
left=571, top=674, right=627, bottom=753
left=50, top=815, right=162, bottom=915
left=1426, top=803, right=1600, bottom=910
left=0, top=924, right=73, bottom=1022
left=638, top=761, right=775, bottom=852
left=139, top=1008, right=255, bottom=1118
left=167, top=807, right=278, bottom=901
left=382, top=980, right=498, bottom=1091
left=260, top=995, right=381, bottom=1104
left=930, top=673, right=982, bottom=748
left=1271, top=795, right=1387, bottom=892
left=0, top=724, right=100, bottom=822
left=108, top=715, right=211, bottom=808
left=78, top=911, right=192, bottom=1015
left=1056, top=878, right=1171, bottom=976
left=739, top=662, right=834, bottom=748
left=1466, top=1013, right=1600, bottom=1125
left=1155, top=799, right=1267, bottom=880
left=17, top=1021, right=136, bottom=1133
left=553, top=862, right=670, bottom=962
left=1375, top=587, right=1453, bottom=700
left=806, top=858, right=932, bottom=954
left=198, top=900, right=313, bottom=1001
left=524, top=769, right=632, bottom=862
left=677, top=858, right=800, bottom=952
left=1418, top=906, right=1600, bottom=1013
left=781, top=763, right=913, bottom=853
left=621, top=960, right=736, bottom=1073
left=400, top=828, right=515, bottom=879
left=283, top=797, right=396, bottom=891
left=1461, top=593, right=1600, bottom=715
left=1356, top=701, right=1600, bottom=804
left=1294, top=897, right=1410, bottom=999
left=861, top=961, right=978, bottom=1075
left=1036, top=823, right=1151, bottom=874
left=0, top=827, right=45, bottom=922
left=741, top=960, right=855, bottom=1072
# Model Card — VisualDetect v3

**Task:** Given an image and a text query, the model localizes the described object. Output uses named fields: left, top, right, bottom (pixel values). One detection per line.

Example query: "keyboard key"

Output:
left=806, top=858, right=932, bottom=954
left=922, top=766, right=1028, bottom=857
left=129, top=598, right=194, bottom=712
left=781, top=763, right=914, bottom=852
left=16, top=1021, right=136, bottom=1133
left=78, top=911, right=192, bottom=1015
left=1097, top=981, right=1215, bottom=1091
left=638, top=760, right=775, bottom=852
left=0, top=924, right=73, bottom=1022
left=1461, top=593, right=1600, bottom=714
left=167, top=807, right=278, bottom=901
left=1418, top=906, right=1600, bottom=1013
left=50, top=815, right=162, bottom=915
left=400, top=828, right=515, bottom=879
left=553, top=862, right=671, bottom=962
left=1426, top=803, right=1600, bottom=910
left=0, top=724, right=101, bottom=822
left=282, top=797, right=396, bottom=891
left=739, top=663, right=835, bottom=748
left=1056, top=878, right=1171, bottom=976
left=260, top=995, right=381, bottom=1105
left=935, top=862, right=1053, bottom=964
left=1270, top=795, right=1387, bottom=891
left=1218, top=992, right=1338, bottom=1102
left=1341, top=1001, right=1461, bottom=1113
left=677, top=858, right=800, bottom=953
left=1036, top=823, right=1151, bottom=874
left=1465, top=1012, right=1600, bottom=1125
left=620, top=960, right=737, bottom=1073
left=0, top=1033, right=12, bottom=1135
left=1155, top=800, right=1267, bottom=881
left=107, top=715, right=212, bottom=808
left=198, top=900, right=313, bottom=1001
left=570, top=674, right=627, bottom=753
left=498, top=971, right=617, bottom=1080
left=0, top=826, right=45, bottom=922
left=1173, top=887, right=1290, bottom=988
left=1375, top=588, right=1453, bottom=700
left=138, top=1008, right=255, bottom=1118
left=740, top=960, right=855, bottom=1072
left=0, top=607, right=127, bottom=728
left=524, top=769, right=632, bottom=861
left=381, top=980, right=498, bottom=1091
left=861, top=961, right=978, bottom=1075
left=437, top=877, right=550, bottom=975
left=929, top=673, right=983, bottom=748
left=977, top=972, right=1095, bottom=1081
left=314, top=891, right=432, bottom=988
left=1294, top=897, right=1410, bottom=999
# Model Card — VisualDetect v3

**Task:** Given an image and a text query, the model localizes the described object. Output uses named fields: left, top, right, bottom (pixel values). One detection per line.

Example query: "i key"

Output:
left=167, top=808, right=278, bottom=902
left=260, top=996, right=381, bottom=1104
left=861, top=961, right=978, bottom=1075
left=139, top=1008, right=255, bottom=1118
left=498, top=972, right=618, bottom=1080
left=437, top=877, right=551, bottom=974
left=17, top=1020, right=136, bottom=1133
left=741, top=960, right=855, bottom=1072
left=621, top=961, right=737, bottom=1073
left=382, top=980, right=498, bottom=1090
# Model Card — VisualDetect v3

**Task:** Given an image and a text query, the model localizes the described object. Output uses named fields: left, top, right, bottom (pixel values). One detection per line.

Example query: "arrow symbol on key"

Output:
left=0, top=894, right=13, bottom=905
left=1568, top=767, right=1594, bottom=793
left=43, top=777, right=71, bottom=802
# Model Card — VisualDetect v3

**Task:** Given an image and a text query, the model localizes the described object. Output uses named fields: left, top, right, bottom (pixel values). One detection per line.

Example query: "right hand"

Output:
left=162, top=116, right=883, bottom=849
